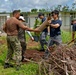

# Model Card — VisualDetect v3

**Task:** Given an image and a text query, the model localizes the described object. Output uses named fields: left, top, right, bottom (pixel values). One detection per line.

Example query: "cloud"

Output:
left=74, top=0, right=76, bottom=2
left=0, top=0, right=73, bottom=12
left=5, top=0, right=8, bottom=1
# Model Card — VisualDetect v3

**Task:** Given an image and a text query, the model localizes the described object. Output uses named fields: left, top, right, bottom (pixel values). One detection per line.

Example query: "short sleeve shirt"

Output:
left=72, top=24, right=76, bottom=31
left=42, top=17, right=48, bottom=32
left=50, top=19, right=62, bottom=37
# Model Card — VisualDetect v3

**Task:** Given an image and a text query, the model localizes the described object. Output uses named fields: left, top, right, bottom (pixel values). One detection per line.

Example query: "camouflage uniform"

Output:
left=3, top=17, right=27, bottom=67
left=5, top=36, right=22, bottom=66
left=18, top=22, right=26, bottom=60
left=3, top=16, right=34, bottom=69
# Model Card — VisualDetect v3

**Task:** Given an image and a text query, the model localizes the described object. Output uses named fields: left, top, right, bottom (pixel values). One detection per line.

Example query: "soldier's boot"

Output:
left=40, top=48, right=45, bottom=51
left=4, top=63, right=13, bottom=69
left=21, top=56, right=24, bottom=62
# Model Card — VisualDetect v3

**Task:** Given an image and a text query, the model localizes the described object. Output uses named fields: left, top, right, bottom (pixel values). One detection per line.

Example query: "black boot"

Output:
left=4, top=63, right=9, bottom=69
left=40, top=47, right=45, bottom=51
left=40, top=48, right=45, bottom=51
left=4, top=63, right=13, bottom=69
left=21, top=56, right=24, bottom=62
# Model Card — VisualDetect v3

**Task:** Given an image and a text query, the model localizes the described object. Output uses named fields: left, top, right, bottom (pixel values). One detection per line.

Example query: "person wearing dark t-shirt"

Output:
left=44, top=10, right=62, bottom=59
left=38, top=13, right=48, bottom=51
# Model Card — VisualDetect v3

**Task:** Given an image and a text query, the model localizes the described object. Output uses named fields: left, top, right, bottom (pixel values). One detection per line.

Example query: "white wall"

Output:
left=0, top=14, right=10, bottom=32
left=60, top=12, right=71, bottom=30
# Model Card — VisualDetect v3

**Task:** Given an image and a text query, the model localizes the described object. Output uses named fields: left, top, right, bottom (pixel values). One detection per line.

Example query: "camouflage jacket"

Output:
left=18, top=22, right=26, bottom=42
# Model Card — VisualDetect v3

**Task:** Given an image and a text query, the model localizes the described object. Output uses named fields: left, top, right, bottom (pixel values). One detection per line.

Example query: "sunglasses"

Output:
left=51, top=14, right=56, bottom=16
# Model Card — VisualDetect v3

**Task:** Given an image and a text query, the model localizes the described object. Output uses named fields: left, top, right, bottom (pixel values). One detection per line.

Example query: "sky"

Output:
left=0, top=0, right=76, bottom=12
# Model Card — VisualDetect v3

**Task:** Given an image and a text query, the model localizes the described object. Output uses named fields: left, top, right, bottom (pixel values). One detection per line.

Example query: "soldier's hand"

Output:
left=34, top=29, right=40, bottom=32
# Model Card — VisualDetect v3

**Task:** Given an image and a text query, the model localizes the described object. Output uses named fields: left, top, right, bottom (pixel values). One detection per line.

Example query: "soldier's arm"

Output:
left=25, top=26, right=35, bottom=31
left=14, top=19, right=33, bottom=31
left=16, top=19, right=37, bottom=32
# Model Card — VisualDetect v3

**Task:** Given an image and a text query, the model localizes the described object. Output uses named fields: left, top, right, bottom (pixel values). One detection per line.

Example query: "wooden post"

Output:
left=35, top=19, right=49, bottom=32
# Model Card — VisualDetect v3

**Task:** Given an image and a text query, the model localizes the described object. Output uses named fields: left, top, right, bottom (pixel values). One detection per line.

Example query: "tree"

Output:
left=39, top=9, right=46, bottom=12
left=71, top=2, right=76, bottom=11
left=62, top=5, right=69, bottom=11
left=31, top=9, right=38, bottom=13
left=39, top=9, right=42, bottom=12
left=55, top=5, right=62, bottom=11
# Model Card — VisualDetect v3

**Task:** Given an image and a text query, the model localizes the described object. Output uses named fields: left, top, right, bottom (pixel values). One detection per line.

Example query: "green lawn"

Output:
left=0, top=31, right=72, bottom=75
left=61, top=31, right=72, bottom=43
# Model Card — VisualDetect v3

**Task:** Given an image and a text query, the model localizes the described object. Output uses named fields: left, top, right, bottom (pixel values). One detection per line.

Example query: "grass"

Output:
left=61, top=31, right=72, bottom=43
left=0, top=36, right=38, bottom=75
left=0, top=46, right=38, bottom=75
left=0, top=31, right=73, bottom=75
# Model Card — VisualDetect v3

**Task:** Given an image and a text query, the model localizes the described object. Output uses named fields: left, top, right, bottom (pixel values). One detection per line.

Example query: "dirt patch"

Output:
left=25, top=49, right=44, bottom=62
left=24, top=40, right=45, bottom=62
left=26, top=40, right=39, bottom=48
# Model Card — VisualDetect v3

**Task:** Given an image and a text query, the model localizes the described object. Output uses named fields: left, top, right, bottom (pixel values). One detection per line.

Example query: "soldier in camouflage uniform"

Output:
left=18, top=15, right=34, bottom=61
left=3, top=10, right=37, bottom=70
left=18, top=16, right=26, bottom=62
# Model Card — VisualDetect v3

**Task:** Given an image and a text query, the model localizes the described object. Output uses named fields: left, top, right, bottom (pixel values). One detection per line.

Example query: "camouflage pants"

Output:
left=20, top=41, right=26, bottom=58
left=5, top=36, right=22, bottom=66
